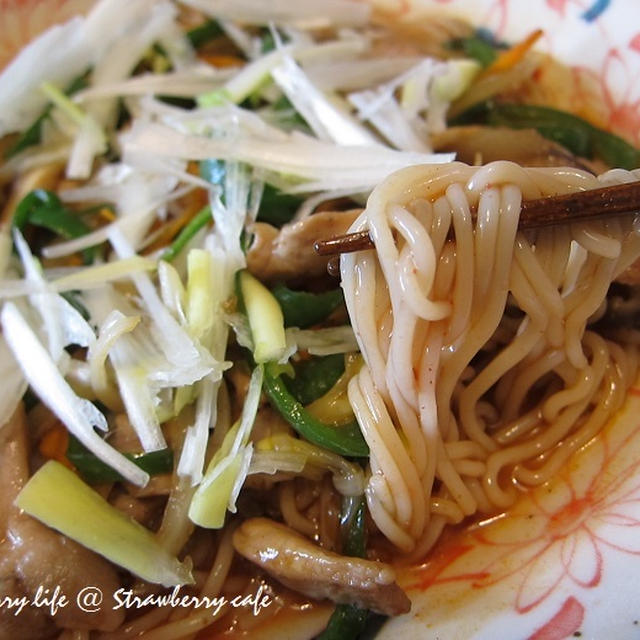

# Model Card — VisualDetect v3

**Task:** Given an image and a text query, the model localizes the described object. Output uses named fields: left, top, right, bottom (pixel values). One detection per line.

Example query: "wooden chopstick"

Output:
left=314, top=180, right=640, bottom=258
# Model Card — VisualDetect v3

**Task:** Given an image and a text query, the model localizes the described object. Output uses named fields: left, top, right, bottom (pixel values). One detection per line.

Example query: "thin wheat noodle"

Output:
left=342, top=161, right=640, bottom=553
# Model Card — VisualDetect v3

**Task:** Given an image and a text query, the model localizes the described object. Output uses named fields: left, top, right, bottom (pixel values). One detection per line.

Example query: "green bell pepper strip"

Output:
left=318, top=604, right=369, bottom=640
left=271, top=283, right=344, bottom=328
left=257, top=183, right=304, bottom=227
left=451, top=101, right=640, bottom=170
left=66, top=435, right=173, bottom=484
left=13, top=189, right=96, bottom=264
left=160, top=205, right=212, bottom=262
left=317, top=496, right=370, bottom=640
left=447, top=29, right=506, bottom=68
left=186, top=19, right=224, bottom=49
left=283, top=354, right=345, bottom=405
left=341, top=495, right=366, bottom=556
left=263, top=362, right=368, bottom=458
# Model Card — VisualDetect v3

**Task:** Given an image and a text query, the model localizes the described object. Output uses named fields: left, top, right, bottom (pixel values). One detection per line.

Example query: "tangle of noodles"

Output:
left=342, top=161, right=640, bottom=556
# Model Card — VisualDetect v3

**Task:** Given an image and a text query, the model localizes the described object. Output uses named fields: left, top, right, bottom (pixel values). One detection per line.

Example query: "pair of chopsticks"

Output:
left=314, top=181, right=640, bottom=264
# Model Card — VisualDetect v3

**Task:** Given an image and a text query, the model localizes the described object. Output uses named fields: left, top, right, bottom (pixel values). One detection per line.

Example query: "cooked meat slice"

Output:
left=7, top=515, right=126, bottom=633
left=0, top=549, right=54, bottom=639
left=0, top=407, right=56, bottom=638
left=232, top=517, right=411, bottom=616
left=246, top=209, right=361, bottom=283
left=431, top=126, right=595, bottom=169
left=0, top=404, right=125, bottom=634
left=0, top=406, right=30, bottom=533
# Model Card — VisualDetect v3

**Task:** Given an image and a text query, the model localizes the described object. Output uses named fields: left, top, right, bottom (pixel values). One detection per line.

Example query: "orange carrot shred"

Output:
left=199, top=53, right=244, bottom=68
left=39, top=423, right=73, bottom=469
left=482, top=29, right=543, bottom=76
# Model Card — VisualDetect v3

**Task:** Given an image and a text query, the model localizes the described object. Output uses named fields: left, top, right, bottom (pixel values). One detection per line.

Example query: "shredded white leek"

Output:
left=240, top=271, right=287, bottom=364
left=1, top=302, right=149, bottom=486
left=0, top=335, right=27, bottom=429
left=40, top=82, right=106, bottom=179
left=50, top=257, right=157, bottom=293
left=123, top=120, right=454, bottom=194
left=181, top=0, right=371, bottom=29
left=248, top=449, right=307, bottom=475
left=75, top=67, right=231, bottom=101
left=89, top=310, right=140, bottom=411
left=201, top=46, right=292, bottom=106
left=256, top=433, right=365, bottom=496
left=13, top=230, right=95, bottom=362
left=272, top=55, right=379, bottom=146
left=158, top=260, right=187, bottom=325
left=285, top=325, right=359, bottom=356
left=188, top=365, right=263, bottom=527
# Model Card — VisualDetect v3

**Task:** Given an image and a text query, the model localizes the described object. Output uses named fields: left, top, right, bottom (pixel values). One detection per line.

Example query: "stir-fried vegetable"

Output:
left=256, top=183, right=304, bottom=227
left=263, top=362, right=368, bottom=457
left=16, top=460, right=193, bottom=586
left=186, top=19, right=224, bottom=49
left=453, top=101, right=640, bottom=169
left=318, top=496, right=370, bottom=640
left=4, top=73, right=88, bottom=159
left=66, top=435, right=173, bottom=484
left=271, top=283, right=344, bottom=328
left=161, top=205, right=212, bottom=262
left=189, top=365, right=263, bottom=528
left=240, top=270, right=287, bottom=363
left=447, top=29, right=506, bottom=68
left=255, top=433, right=364, bottom=495
left=305, top=353, right=359, bottom=426
left=13, top=189, right=97, bottom=263
left=283, top=353, right=345, bottom=404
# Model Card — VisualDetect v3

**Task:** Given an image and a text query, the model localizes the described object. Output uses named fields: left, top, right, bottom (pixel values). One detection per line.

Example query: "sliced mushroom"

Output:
left=232, top=517, right=411, bottom=616
left=246, top=209, right=361, bottom=283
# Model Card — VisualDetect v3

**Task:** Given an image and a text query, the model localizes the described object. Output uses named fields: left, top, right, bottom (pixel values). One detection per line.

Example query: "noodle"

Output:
left=342, top=161, right=640, bottom=554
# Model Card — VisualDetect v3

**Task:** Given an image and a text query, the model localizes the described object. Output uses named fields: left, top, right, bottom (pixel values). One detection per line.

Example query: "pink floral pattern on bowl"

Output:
left=4, top=2, right=640, bottom=639
left=387, top=384, right=640, bottom=639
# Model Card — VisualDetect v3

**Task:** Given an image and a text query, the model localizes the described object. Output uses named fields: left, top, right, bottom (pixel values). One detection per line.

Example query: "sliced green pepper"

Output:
left=186, top=19, right=224, bottom=49
left=451, top=101, right=640, bottom=169
left=263, top=362, right=368, bottom=458
left=13, top=189, right=96, bottom=263
left=318, top=496, right=371, bottom=640
left=318, top=604, right=369, bottom=640
left=257, top=183, right=304, bottom=227
left=447, top=29, right=506, bottom=68
left=271, top=283, right=344, bottom=328
left=66, top=435, right=173, bottom=484
left=160, top=205, right=212, bottom=262
left=341, top=495, right=366, bottom=556
left=283, top=354, right=345, bottom=405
